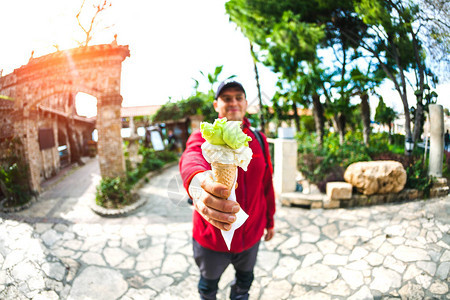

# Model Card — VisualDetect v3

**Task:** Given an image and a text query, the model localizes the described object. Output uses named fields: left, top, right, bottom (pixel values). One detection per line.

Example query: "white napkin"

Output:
left=218, top=169, right=248, bottom=250
left=189, top=170, right=249, bottom=251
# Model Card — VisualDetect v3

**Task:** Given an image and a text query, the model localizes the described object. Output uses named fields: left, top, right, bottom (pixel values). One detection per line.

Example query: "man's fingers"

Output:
left=195, top=174, right=240, bottom=231
left=195, top=200, right=235, bottom=231
left=208, top=219, right=232, bottom=231
left=201, top=175, right=230, bottom=198
left=199, top=200, right=236, bottom=224
left=203, top=196, right=240, bottom=214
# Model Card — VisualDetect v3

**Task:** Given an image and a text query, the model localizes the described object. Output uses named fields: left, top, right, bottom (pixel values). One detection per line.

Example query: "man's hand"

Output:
left=264, top=228, right=275, bottom=241
left=191, top=171, right=240, bottom=231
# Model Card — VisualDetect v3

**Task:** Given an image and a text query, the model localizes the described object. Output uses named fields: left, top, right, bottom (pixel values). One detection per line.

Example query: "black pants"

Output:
left=193, top=239, right=260, bottom=300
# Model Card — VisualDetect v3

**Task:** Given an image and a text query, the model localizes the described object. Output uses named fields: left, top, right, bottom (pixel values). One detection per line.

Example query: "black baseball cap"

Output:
left=215, top=80, right=246, bottom=99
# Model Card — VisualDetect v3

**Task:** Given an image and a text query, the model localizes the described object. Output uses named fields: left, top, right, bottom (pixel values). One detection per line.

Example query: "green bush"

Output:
left=155, top=150, right=178, bottom=163
left=141, top=158, right=164, bottom=173
left=391, top=133, right=405, bottom=145
left=96, top=145, right=179, bottom=208
left=0, top=163, right=33, bottom=207
left=0, top=138, right=33, bottom=207
left=297, top=131, right=371, bottom=188
left=152, top=92, right=216, bottom=123
left=405, top=157, right=434, bottom=197
left=301, top=115, right=316, bottom=132
left=96, top=176, right=133, bottom=208
left=296, top=130, right=434, bottom=195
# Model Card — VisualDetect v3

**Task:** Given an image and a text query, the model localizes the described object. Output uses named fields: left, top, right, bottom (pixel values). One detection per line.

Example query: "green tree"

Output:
left=410, top=85, right=438, bottom=141
left=153, top=65, right=237, bottom=124
left=417, top=0, right=450, bottom=80
left=296, top=61, right=328, bottom=146
left=226, top=0, right=326, bottom=136
left=199, top=65, right=236, bottom=95
left=226, top=0, right=372, bottom=145
left=348, top=65, right=384, bottom=146
left=374, top=97, right=397, bottom=143
left=351, top=0, right=444, bottom=152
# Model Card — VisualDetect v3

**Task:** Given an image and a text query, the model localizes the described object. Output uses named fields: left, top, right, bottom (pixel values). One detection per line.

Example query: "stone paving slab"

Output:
left=0, top=162, right=449, bottom=299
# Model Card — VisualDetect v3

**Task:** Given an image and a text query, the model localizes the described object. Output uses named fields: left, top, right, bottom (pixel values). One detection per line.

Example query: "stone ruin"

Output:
left=0, top=43, right=130, bottom=193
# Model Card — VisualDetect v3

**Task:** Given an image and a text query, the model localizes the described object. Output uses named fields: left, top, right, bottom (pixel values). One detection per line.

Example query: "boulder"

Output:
left=326, top=182, right=352, bottom=200
left=343, top=161, right=406, bottom=195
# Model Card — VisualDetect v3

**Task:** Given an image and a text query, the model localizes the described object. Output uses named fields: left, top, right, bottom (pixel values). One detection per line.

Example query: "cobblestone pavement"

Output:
left=0, top=159, right=449, bottom=299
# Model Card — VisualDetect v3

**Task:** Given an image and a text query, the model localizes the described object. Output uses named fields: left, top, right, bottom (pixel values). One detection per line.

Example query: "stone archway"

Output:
left=0, top=43, right=130, bottom=193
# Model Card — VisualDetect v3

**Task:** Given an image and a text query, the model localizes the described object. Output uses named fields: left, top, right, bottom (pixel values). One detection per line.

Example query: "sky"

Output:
left=0, top=0, right=448, bottom=118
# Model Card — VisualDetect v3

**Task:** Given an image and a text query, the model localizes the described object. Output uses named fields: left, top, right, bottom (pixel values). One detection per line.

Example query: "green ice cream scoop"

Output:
left=200, top=118, right=226, bottom=145
left=200, top=118, right=252, bottom=149
left=222, top=121, right=252, bottom=149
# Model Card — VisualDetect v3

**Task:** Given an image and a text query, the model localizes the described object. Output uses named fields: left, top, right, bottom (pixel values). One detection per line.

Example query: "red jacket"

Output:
left=179, top=118, right=276, bottom=253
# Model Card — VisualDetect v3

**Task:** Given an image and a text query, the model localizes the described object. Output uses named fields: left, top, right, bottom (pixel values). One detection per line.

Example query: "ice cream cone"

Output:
left=211, top=162, right=237, bottom=195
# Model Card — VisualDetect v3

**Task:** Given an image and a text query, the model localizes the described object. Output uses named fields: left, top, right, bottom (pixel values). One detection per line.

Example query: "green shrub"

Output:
left=392, top=133, right=405, bottom=145
left=139, top=147, right=156, bottom=159
left=155, top=150, right=178, bottom=163
left=0, top=138, right=33, bottom=207
left=152, top=93, right=216, bottom=123
left=96, top=176, right=133, bottom=208
left=301, top=115, right=316, bottom=132
left=443, top=154, right=450, bottom=180
left=96, top=145, right=179, bottom=208
left=142, top=158, right=164, bottom=172
left=296, top=130, right=434, bottom=195
left=405, top=157, right=434, bottom=197
left=297, top=131, right=371, bottom=187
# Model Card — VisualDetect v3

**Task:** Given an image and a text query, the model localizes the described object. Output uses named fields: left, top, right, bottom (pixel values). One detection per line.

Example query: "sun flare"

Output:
left=75, top=92, right=97, bottom=118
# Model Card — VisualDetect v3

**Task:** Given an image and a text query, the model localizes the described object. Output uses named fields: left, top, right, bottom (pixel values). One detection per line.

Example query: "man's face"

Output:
left=213, top=87, right=248, bottom=121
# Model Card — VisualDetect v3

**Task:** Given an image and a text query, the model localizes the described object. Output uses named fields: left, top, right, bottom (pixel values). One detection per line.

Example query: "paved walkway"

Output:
left=0, top=158, right=449, bottom=299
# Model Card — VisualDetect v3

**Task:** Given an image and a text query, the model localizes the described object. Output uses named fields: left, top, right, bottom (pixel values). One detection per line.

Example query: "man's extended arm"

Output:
left=179, top=131, right=239, bottom=231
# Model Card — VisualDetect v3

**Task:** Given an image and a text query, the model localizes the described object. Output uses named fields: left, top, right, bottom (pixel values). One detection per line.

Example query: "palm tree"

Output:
left=199, top=66, right=236, bottom=95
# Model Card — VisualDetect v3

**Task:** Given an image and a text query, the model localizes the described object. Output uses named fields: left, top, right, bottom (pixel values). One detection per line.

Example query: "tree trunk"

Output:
left=413, top=99, right=424, bottom=144
left=250, top=42, right=265, bottom=133
left=411, top=26, right=425, bottom=146
left=360, top=93, right=371, bottom=146
left=312, top=94, right=324, bottom=147
left=332, top=112, right=346, bottom=145
left=388, top=123, right=393, bottom=144
left=391, top=39, right=413, bottom=153
left=292, top=101, right=301, bottom=133
left=401, top=92, right=413, bottom=149
left=338, top=42, right=347, bottom=146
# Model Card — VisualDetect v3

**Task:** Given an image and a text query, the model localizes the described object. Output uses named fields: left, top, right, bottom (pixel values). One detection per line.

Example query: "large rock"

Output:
left=326, top=182, right=352, bottom=200
left=344, top=161, right=406, bottom=195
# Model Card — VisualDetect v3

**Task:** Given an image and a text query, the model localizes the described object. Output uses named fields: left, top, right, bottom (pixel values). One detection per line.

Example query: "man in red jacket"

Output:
left=179, top=80, right=276, bottom=300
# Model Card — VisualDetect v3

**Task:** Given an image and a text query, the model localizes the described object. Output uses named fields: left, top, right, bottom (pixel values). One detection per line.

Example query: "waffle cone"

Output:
left=211, top=162, right=237, bottom=193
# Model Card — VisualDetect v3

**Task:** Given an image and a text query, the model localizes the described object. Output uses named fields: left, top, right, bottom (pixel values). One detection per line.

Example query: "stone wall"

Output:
left=37, top=112, right=60, bottom=180
left=0, top=43, right=129, bottom=192
left=0, top=73, right=17, bottom=99
left=97, top=94, right=125, bottom=178
left=0, top=98, right=14, bottom=140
